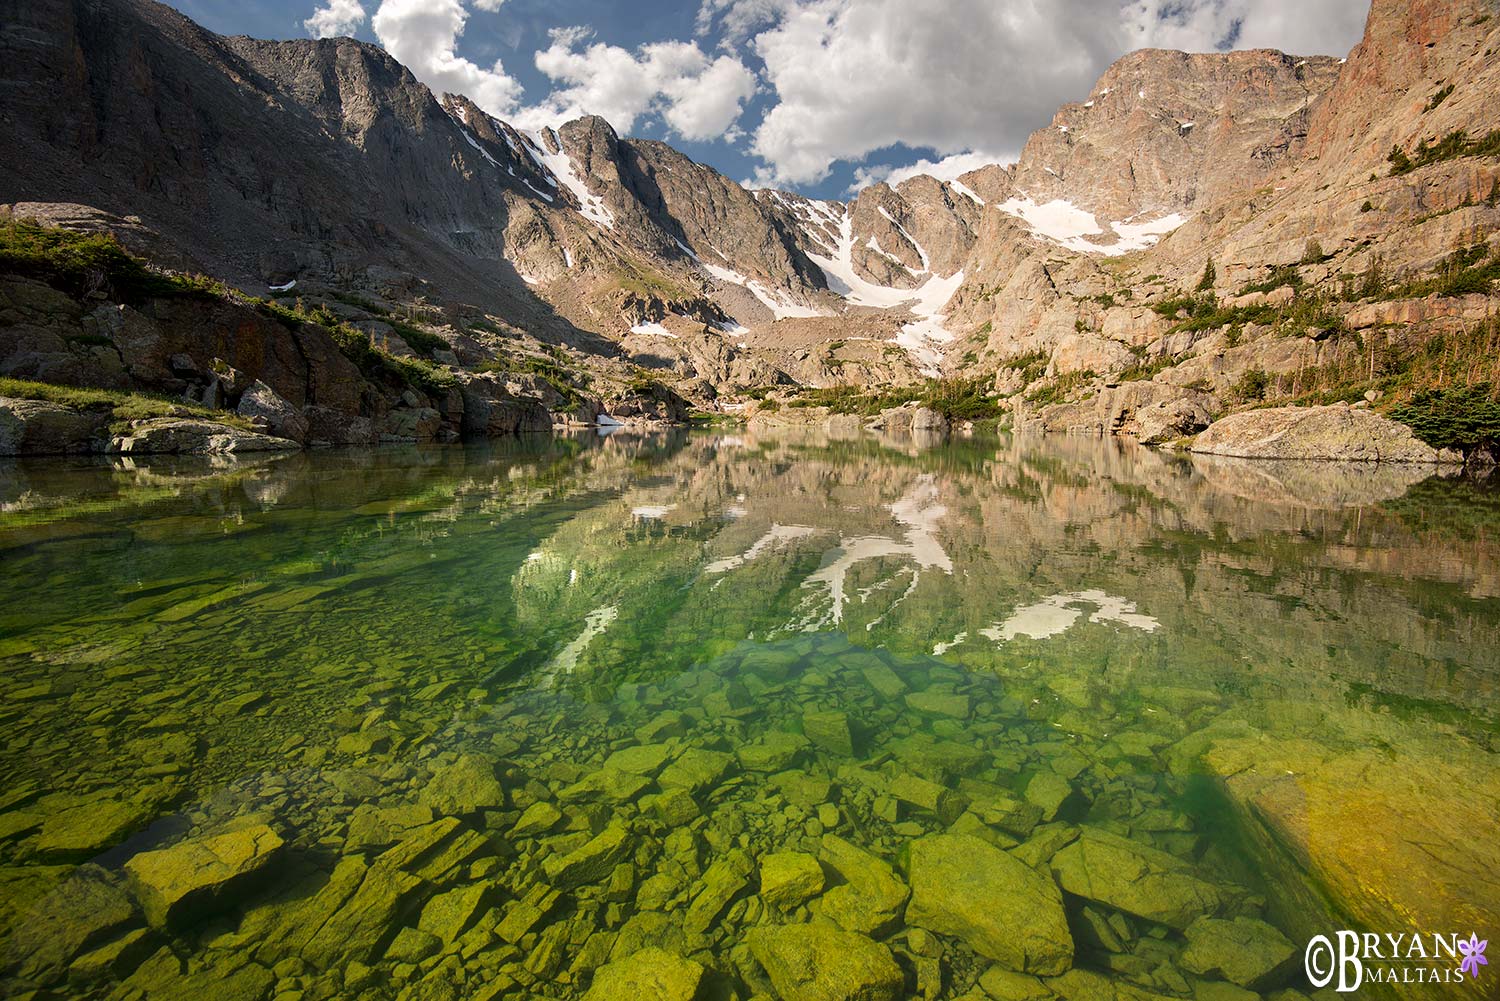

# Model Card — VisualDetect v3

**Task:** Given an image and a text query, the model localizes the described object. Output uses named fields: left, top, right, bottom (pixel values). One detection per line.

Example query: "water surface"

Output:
left=1, top=431, right=1496, bottom=1000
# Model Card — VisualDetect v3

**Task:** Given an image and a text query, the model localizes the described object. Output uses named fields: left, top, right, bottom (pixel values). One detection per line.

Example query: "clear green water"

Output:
left=1, top=431, right=1497, bottom=1001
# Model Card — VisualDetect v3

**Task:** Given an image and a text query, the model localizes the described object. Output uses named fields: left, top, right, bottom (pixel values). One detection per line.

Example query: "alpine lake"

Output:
left=1, top=428, right=1496, bottom=1001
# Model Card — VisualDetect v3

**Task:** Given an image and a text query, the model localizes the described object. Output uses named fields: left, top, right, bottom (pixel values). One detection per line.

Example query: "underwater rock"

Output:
left=803, top=710, right=856, bottom=756
left=583, top=947, right=705, bottom=1001
left=603, top=742, right=677, bottom=776
left=907, top=833, right=1074, bottom=975
left=1180, top=915, right=1296, bottom=989
left=657, top=748, right=735, bottom=795
left=422, top=755, right=506, bottom=816
left=736, top=731, right=812, bottom=772
left=7, top=865, right=138, bottom=983
left=683, top=849, right=753, bottom=937
left=544, top=822, right=634, bottom=890
left=760, top=850, right=826, bottom=911
left=748, top=922, right=904, bottom=1001
left=33, top=797, right=153, bottom=862
left=509, top=801, right=564, bottom=839
left=1050, top=827, right=1223, bottom=930
left=123, top=824, right=285, bottom=927
left=814, top=834, right=910, bottom=938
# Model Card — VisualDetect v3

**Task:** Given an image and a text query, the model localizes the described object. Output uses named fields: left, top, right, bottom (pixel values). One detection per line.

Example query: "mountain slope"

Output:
left=2, top=0, right=1497, bottom=435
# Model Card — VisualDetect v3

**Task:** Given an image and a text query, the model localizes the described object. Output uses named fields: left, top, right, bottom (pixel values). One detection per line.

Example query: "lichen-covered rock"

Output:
left=1191, top=404, right=1455, bottom=463
left=907, top=833, right=1074, bottom=975
left=123, top=824, right=284, bottom=927
left=748, top=923, right=903, bottom=1001
left=109, top=417, right=300, bottom=454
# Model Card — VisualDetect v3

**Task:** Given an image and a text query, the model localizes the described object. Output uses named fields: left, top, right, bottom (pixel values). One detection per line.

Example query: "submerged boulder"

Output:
left=1180, top=915, right=1296, bottom=989
left=906, top=833, right=1074, bottom=975
left=1049, top=826, right=1222, bottom=930
left=748, top=922, right=903, bottom=1001
left=124, top=824, right=284, bottom=927
left=583, top=947, right=704, bottom=1001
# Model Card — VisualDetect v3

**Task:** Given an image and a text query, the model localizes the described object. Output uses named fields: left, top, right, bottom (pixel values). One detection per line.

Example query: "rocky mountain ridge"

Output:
left=2, top=0, right=1498, bottom=453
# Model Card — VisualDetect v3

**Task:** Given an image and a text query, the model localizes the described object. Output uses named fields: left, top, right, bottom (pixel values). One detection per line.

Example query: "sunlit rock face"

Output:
left=0, top=430, right=1494, bottom=999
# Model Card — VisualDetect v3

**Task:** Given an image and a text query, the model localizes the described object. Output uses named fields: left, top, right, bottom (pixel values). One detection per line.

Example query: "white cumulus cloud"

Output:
left=370, top=0, right=522, bottom=117
left=517, top=29, right=757, bottom=142
left=744, top=0, right=1368, bottom=187
left=304, top=0, right=366, bottom=39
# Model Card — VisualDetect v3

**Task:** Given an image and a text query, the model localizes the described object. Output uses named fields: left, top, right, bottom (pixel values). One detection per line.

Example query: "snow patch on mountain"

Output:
left=528, top=134, right=615, bottom=229
left=997, top=196, right=1186, bottom=256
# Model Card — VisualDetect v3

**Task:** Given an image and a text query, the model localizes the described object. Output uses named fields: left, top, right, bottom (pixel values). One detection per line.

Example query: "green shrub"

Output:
left=1301, top=239, right=1326, bottom=265
left=1234, top=367, right=1270, bottom=401
left=1424, top=83, right=1455, bottom=112
left=1361, top=201, right=1375, bottom=213
left=1388, top=130, right=1500, bottom=176
left=1390, top=384, right=1500, bottom=453
left=1240, top=265, right=1304, bottom=296
left=1195, top=259, right=1216, bottom=292
left=0, top=219, right=224, bottom=304
left=389, top=319, right=448, bottom=357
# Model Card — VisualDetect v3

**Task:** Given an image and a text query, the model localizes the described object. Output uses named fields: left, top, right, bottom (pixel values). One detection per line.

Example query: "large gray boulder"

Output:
left=108, top=418, right=300, bottom=454
left=236, top=379, right=310, bottom=443
left=1191, top=403, right=1458, bottom=463
left=0, top=397, right=106, bottom=454
left=906, top=833, right=1074, bottom=975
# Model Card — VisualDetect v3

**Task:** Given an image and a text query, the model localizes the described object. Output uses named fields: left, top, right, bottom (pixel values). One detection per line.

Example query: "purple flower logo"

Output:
left=1459, top=934, right=1488, bottom=978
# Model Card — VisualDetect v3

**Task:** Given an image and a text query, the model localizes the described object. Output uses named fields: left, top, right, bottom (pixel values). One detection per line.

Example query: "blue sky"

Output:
left=164, top=0, right=1370, bottom=201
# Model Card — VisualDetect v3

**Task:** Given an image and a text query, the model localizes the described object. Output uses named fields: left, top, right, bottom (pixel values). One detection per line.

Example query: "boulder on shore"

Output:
left=1190, top=403, right=1459, bottom=463
left=0, top=397, right=106, bottom=455
left=109, top=417, right=301, bottom=454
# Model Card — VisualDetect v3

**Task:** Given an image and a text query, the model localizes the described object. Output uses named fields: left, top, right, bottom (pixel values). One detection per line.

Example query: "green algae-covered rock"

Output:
left=978, top=966, right=1058, bottom=1001
left=510, top=800, right=564, bottom=839
left=657, top=748, right=735, bottom=795
left=584, top=947, right=705, bottom=1001
left=907, top=833, right=1073, bottom=975
left=803, top=710, right=856, bottom=756
left=1180, top=915, right=1296, bottom=989
left=814, top=834, right=909, bottom=937
left=544, top=822, right=633, bottom=890
left=760, top=850, right=825, bottom=910
left=34, top=798, right=153, bottom=862
left=603, top=742, right=676, bottom=776
left=748, top=923, right=903, bottom=1001
left=124, top=824, right=284, bottom=927
left=736, top=731, right=812, bottom=772
left=8, top=865, right=138, bottom=983
left=1049, top=826, right=1223, bottom=930
left=423, top=755, right=506, bottom=815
